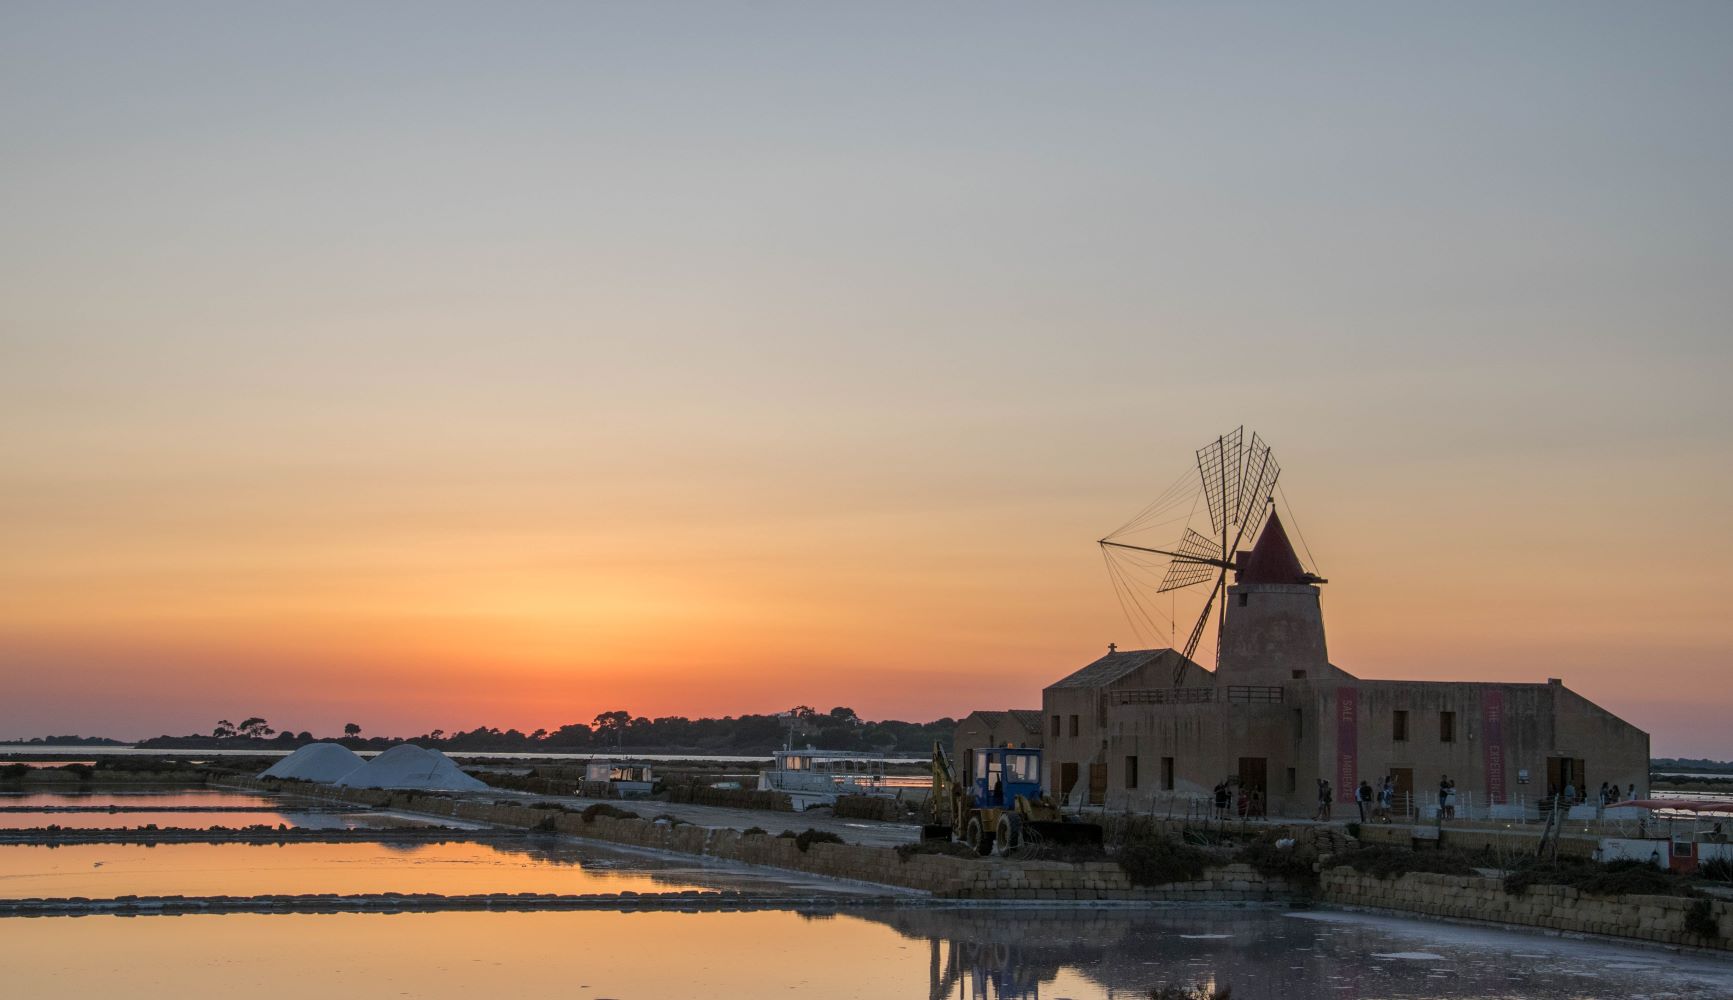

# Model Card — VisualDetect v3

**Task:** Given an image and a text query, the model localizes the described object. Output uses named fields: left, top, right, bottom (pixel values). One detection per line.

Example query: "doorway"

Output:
left=1546, top=757, right=1587, bottom=801
left=1059, top=762, right=1079, bottom=800
left=1238, top=757, right=1267, bottom=815
left=1389, top=767, right=1414, bottom=816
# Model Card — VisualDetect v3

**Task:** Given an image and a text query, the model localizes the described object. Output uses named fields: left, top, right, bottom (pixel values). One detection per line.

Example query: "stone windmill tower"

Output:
left=1098, top=427, right=1326, bottom=684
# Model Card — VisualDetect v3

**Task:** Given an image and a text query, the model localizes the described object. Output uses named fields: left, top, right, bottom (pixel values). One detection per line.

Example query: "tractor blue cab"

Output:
left=971, top=746, right=1043, bottom=809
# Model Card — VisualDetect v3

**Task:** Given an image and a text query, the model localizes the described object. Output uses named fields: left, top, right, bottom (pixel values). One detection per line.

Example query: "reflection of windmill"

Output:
left=1098, top=427, right=1304, bottom=684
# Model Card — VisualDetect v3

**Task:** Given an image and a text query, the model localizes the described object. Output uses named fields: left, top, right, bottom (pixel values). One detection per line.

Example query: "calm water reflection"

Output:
left=1, top=908, right=1727, bottom=999
left=0, top=838, right=856, bottom=898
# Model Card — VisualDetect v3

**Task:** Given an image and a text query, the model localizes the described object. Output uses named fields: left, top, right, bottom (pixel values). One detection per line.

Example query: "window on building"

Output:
left=1393, top=710, right=1409, bottom=742
left=1161, top=757, right=1175, bottom=791
left=1238, top=593, right=1248, bottom=606
left=1292, top=669, right=1308, bottom=679
left=1069, top=715, right=1079, bottom=738
left=1125, top=755, right=1139, bottom=789
left=1286, top=767, right=1297, bottom=793
left=1051, top=714, right=1060, bottom=737
left=1440, top=711, right=1456, bottom=743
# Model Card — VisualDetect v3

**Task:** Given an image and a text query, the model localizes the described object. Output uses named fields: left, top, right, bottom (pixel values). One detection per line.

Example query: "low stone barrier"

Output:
left=0, top=890, right=900, bottom=917
left=231, top=779, right=1293, bottom=902
left=1356, top=821, right=1598, bottom=858
left=1321, top=866, right=1732, bottom=952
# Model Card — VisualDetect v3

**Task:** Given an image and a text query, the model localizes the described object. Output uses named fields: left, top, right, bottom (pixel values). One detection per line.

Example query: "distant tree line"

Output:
left=0, top=735, right=126, bottom=746
left=132, top=705, right=957, bottom=755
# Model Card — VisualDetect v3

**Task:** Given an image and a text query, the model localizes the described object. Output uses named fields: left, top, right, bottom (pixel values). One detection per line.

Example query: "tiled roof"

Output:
left=1048, top=648, right=1188, bottom=689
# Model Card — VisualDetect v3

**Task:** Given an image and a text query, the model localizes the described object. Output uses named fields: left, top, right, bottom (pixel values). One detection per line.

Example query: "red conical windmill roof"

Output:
left=1236, top=511, right=1309, bottom=585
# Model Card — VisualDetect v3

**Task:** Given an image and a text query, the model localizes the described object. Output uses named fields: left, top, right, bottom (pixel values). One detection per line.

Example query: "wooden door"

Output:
left=1237, top=757, right=1267, bottom=794
left=1088, top=763, right=1108, bottom=805
left=1059, top=762, right=1079, bottom=799
left=1390, top=767, right=1414, bottom=814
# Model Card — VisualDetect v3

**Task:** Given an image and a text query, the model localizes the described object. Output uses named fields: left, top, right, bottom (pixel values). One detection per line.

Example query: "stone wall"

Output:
left=1354, top=820, right=1606, bottom=860
left=1321, top=866, right=1732, bottom=952
left=243, top=779, right=1289, bottom=902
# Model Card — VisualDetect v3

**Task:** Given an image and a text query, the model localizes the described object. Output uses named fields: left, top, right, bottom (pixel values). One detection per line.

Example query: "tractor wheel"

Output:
left=965, top=815, right=994, bottom=856
left=994, top=814, right=1022, bottom=855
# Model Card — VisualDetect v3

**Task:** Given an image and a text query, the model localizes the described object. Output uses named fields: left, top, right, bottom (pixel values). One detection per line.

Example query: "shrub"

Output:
left=1697, top=857, right=1733, bottom=883
left=580, top=803, right=637, bottom=824
left=1238, top=838, right=1318, bottom=888
left=896, top=839, right=980, bottom=862
left=1684, top=898, right=1721, bottom=939
left=1503, top=857, right=1694, bottom=897
left=793, top=829, right=845, bottom=852
left=1118, top=833, right=1215, bottom=887
left=1152, top=984, right=1231, bottom=1000
left=742, top=826, right=768, bottom=837
left=0, top=764, right=29, bottom=782
left=1341, top=846, right=1475, bottom=880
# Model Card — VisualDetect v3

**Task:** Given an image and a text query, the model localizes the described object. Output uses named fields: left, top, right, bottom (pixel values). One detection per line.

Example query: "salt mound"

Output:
left=334, top=743, right=488, bottom=791
left=259, top=742, right=365, bottom=783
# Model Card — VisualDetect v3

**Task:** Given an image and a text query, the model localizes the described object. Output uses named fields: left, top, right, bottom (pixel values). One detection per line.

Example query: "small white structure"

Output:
left=335, top=744, right=488, bottom=792
left=259, top=742, right=365, bottom=784
left=757, top=749, right=893, bottom=812
left=581, top=761, right=656, bottom=798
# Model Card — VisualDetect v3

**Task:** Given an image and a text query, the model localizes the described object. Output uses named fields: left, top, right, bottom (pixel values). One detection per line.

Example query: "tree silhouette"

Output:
left=212, top=719, right=236, bottom=739
left=237, top=717, right=273, bottom=739
left=344, top=723, right=362, bottom=738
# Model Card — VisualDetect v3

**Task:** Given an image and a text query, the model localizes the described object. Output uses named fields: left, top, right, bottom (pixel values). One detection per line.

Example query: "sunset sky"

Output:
left=3, top=5, right=1729, bottom=755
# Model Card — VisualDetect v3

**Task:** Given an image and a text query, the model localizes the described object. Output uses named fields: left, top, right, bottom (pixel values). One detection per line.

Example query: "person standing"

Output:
left=1355, top=779, right=1372, bottom=822
left=1376, top=776, right=1394, bottom=822
left=1316, top=778, right=1332, bottom=821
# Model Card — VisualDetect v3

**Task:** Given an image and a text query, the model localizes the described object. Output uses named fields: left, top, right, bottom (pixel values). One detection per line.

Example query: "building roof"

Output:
left=962, top=708, right=1043, bottom=734
left=1048, top=648, right=1190, bottom=689
left=1235, top=511, right=1310, bottom=585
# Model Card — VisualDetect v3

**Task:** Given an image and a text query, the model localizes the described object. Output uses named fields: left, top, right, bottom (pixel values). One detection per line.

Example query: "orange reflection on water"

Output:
left=0, top=842, right=771, bottom=899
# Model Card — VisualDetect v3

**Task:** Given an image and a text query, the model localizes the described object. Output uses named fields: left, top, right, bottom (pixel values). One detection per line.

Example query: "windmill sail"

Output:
left=1157, top=528, right=1220, bottom=592
left=1235, top=433, right=1279, bottom=542
left=1196, top=426, right=1243, bottom=537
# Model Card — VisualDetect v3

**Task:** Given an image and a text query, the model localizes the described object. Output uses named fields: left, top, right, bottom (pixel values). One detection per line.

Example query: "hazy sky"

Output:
left=3, top=4, right=1730, bottom=755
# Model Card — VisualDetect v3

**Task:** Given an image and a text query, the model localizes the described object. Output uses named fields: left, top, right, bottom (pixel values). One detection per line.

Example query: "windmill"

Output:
left=1097, top=427, right=1285, bottom=685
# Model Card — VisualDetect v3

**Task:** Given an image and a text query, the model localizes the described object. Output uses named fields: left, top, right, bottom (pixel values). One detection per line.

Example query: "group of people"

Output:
left=1211, top=780, right=1265, bottom=819
left=1313, top=775, right=1418, bottom=823
left=1313, top=777, right=1401, bottom=823
left=1549, top=781, right=1636, bottom=807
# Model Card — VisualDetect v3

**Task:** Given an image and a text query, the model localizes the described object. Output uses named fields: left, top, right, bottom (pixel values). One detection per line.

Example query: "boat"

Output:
left=756, top=748, right=896, bottom=812
left=580, top=760, right=657, bottom=799
left=1598, top=798, right=1733, bottom=873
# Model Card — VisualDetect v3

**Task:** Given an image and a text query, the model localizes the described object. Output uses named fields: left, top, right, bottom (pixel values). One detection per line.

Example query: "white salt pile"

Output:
left=259, top=742, right=366, bottom=783
left=334, top=743, right=488, bottom=791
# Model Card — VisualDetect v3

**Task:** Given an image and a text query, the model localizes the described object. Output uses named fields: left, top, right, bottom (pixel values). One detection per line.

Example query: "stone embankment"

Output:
left=0, top=890, right=902, bottom=917
left=231, top=779, right=1292, bottom=903
left=1321, top=867, right=1733, bottom=952
left=0, top=827, right=524, bottom=846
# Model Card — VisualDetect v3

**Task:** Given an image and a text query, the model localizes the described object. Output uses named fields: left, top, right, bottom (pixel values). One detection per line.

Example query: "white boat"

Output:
left=756, top=749, right=894, bottom=811
left=581, top=760, right=657, bottom=799
left=1599, top=798, right=1733, bottom=873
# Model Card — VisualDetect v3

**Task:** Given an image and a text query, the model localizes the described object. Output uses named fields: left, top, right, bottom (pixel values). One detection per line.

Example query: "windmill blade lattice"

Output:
left=1157, top=528, right=1220, bottom=593
left=1195, top=426, right=1243, bottom=536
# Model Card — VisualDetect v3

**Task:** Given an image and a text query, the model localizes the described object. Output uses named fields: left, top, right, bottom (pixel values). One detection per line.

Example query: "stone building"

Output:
left=953, top=709, right=1043, bottom=785
left=1041, top=514, right=1650, bottom=818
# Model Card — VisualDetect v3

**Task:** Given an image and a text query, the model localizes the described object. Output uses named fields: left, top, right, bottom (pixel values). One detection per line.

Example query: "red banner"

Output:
left=1482, top=688, right=1506, bottom=805
left=1336, top=686, right=1357, bottom=803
